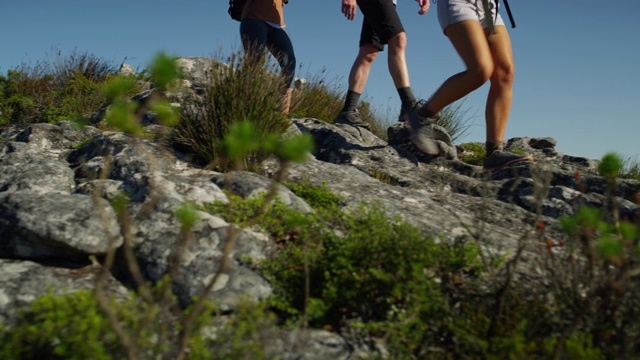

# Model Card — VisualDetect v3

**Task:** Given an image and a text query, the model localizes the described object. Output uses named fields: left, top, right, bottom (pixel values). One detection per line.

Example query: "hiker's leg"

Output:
left=357, top=0, right=413, bottom=101
left=266, top=26, right=297, bottom=115
left=267, top=26, right=297, bottom=88
left=349, top=44, right=380, bottom=94
left=240, top=19, right=270, bottom=62
left=280, top=88, right=293, bottom=116
left=421, top=20, right=493, bottom=115
left=485, top=25, right=514, bottom=143
left=340, top=16, right=383, bottom=113
left=387, top=31, right=411, bottom=89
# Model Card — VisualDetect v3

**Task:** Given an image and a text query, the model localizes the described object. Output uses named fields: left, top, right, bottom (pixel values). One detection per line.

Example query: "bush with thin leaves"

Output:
left=172, top=48, right=291, bottom=170
left=434, top=99, right=476, bottom=144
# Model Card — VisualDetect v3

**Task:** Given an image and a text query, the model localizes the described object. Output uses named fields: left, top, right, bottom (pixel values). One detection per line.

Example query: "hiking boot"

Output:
left=483, top=150, right=533, bottom=172
left=334, top=109, right=371, bottom=130
left=403, top=104, right=439, bottom=155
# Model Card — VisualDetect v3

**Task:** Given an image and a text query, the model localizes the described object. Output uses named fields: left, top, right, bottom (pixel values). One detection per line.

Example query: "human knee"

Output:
left=388, top=32, right=407, bottom=52
left=468, top=61, right=494, bottom=86
left=493, top=62, right=515, bottom=87
left=358, top=46, right=379, bottom=64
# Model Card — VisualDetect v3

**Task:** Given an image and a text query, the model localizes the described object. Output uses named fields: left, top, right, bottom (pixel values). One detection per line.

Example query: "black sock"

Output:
left=397, top=87, right=416, bottom=108
left=343, top=90, right=361, bottom=112
left=486, top=141, right=503, bottom=156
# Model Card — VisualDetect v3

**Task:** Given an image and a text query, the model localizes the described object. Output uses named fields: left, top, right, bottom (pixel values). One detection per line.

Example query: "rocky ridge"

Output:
left=0, top=57, right=638, bottom=358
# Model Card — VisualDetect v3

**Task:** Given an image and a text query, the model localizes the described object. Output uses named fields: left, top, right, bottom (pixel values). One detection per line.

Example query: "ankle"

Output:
left=485, top=141, right=503, bottom=156
left=417, top=103, right=435, bottom=118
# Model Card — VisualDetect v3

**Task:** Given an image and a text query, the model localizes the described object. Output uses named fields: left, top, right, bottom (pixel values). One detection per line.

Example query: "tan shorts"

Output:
left=437, top=0, right=505, bottom=33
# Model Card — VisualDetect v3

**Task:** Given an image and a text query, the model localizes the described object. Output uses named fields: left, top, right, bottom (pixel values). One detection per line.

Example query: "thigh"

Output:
left=487, top=25, right=514, bottom=75
left=445, top=19, right=493, bottom=72
left=240, top=18, right=269, bottom=52
left=357, top=0, right=404, bottom=45
left=267, top=26, right=296, bottom=63
left=360, top=18, right=384, bottom=51
left=438, top=0, right=505, bottom=33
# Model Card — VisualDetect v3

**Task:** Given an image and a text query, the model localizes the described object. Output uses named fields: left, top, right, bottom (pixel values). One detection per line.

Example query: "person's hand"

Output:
left=417, top=0, right=430, bottom=15
left=341, top=0, right=357, bottom=21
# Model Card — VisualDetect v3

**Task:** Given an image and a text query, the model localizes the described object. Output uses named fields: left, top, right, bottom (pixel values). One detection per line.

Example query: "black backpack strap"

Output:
left=500, top=0, right=516, bottom=28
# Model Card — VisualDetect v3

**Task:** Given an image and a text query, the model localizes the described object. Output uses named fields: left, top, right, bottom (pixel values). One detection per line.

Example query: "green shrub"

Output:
left=190, top=300, right=279, bottom=360
left=171, top=49, right=290, bottom=169
left=289, top=67, right=343, bottom=123
left=0, top=48, right=120, bottom=125
left=0, top=290, right=142, bottom=360
left=41, top=71, right=105, bottom=123
left=0, top=289, right=277, bottom=360
left=620, top=156, right=640, bottom=180
left=459, top=142, right=486, bottom=165
left=284, top=179, right=344, bottom=210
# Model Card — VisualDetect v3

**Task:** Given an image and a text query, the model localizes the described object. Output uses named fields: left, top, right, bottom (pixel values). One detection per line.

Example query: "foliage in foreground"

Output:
left=1, top=152, right=638, bottom=358
left=0, top=288, right=278, bottom=360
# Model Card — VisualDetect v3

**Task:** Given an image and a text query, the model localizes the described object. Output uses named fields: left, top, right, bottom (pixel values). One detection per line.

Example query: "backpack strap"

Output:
left=500, top=0, right=516, bottom=28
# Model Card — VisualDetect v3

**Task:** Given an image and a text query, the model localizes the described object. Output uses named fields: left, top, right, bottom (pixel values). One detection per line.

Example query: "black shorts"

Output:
left=358, top=0, right=404, bottom=51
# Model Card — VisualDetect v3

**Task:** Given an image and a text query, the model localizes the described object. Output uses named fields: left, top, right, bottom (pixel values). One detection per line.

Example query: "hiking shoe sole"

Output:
left=404, top=106, right=439, bottom=155
left=334, top=110, right=371, bottom=130
left=483, top=153, right=533, bottom=172
left=409, top=123, right=439, bottom=155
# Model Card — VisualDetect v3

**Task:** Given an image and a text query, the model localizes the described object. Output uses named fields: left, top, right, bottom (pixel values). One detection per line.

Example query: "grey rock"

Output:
left=0, top=191, right=122, bottom=263
left=211, top=171, right=313, bottom=213
left=0, top=259, right=129, bottom=327
left=0, top=151, right=75, bottom=194
left=128, top=198, right=275, bottom=310
left=529, top=137, right=557, bottom=149
left=117, top=63, right=136, bottom=76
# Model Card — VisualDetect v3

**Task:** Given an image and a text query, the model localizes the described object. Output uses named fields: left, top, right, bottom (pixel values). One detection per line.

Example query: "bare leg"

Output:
left=423, top=20, right=493, bottom=114
left=280, top=88, right=293, bottom=116
left=485, top=25, right=515, bottom=143
left=387, top=32, right=411, bottom=88
left=348, top=43, right=379, bottom=93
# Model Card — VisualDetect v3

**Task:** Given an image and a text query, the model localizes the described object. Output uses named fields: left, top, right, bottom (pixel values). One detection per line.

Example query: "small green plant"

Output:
left=510, top=147, right=527, bottom=156
left=369, top=168, right=399, bottom=185
left=284, top=179, right=344, bottom=210
left=458, top=142, right=486, bottom=165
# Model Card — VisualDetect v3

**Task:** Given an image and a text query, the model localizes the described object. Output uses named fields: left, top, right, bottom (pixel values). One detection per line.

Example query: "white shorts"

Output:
left=437, top=0, right=505, bottom=33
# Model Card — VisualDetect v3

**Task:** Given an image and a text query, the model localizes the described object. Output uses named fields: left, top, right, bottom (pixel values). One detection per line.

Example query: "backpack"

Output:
left=228, top=0, right=247, bottom=21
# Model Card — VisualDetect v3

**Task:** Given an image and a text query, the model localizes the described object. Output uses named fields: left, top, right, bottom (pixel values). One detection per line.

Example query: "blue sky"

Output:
left=1, top=1, right=639, bottom=162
